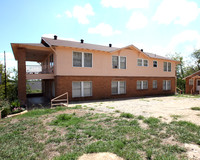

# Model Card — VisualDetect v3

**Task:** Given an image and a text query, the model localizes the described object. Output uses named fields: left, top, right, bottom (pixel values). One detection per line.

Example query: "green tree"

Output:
left=191, top=49, right=200, bottom=70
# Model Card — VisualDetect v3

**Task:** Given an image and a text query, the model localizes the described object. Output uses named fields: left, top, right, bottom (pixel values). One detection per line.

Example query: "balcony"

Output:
left=26, top=65, right=54, bottom=80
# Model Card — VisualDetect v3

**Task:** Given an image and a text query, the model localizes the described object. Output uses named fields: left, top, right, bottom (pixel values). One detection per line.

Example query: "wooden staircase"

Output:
left=51, top=92, right=68, bottom=108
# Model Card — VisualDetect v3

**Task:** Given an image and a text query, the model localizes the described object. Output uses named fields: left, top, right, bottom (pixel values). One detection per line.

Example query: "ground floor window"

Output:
left=163, top=80, right=171, bottom=90
left=153, top=80, right=157, bottom=89
left=72, top=81, right=92, bottom=97
left=111, top=81, right=126, bottom=95
left=137, top=80, right=148, bottom=90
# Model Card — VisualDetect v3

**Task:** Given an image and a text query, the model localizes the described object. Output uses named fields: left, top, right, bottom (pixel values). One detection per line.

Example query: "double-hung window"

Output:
left=153, top=80, right=157, bottom=89
left=153, top=61, right=157, bottom=67
left=72, top=81, right=92, bottom=97
left=137, top=59, right=148, bottom=67
left=137, top=80, right=148, bottom=90
left=73, top=52, right=92, bottom=67
left=189, top=79, right=193, bottom=85
left=112, top=56, right=126, bottom=69
left=111, top=81, right=126, bottom=94
left=163, top=80, right=171, bottom=90
left=163, top=62, right=171, bottom=72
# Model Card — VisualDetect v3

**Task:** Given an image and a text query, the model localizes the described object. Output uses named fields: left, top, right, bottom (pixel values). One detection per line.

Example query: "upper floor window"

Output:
left=73, top=52, right=92, bottom=67
left=112, top=56, right=126, bottom=69
left=137, top=80, right=148, bottom=90
left=137, top=59, right=148, bottom=67
left=153, top=61, right=157, bottom=67
left=164, top=62, right=171, bottom=72
left=163, top=80, right=171, bottom=90
left=111, top=81, right=126, bottom=95
left=189, top=79, right=193, bottom=85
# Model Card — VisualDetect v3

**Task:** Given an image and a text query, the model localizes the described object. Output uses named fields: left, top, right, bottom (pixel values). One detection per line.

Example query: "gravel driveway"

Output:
left=69, top=95, right=200, bottom=125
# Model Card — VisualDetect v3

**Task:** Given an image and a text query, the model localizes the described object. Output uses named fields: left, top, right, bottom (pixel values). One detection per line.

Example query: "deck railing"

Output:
left=26, top=65, right=53, bottom=74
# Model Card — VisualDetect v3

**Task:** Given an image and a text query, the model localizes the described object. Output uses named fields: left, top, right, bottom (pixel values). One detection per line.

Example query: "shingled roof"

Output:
left=42, top=37, right=119, bottom=52
left=42, top=37, right=178, bottom=62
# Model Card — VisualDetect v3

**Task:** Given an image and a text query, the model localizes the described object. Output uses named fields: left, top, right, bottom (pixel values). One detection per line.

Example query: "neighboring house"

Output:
left=11, top=36, right=179, bottom=105
left=184, top=70, right=200, bottom=94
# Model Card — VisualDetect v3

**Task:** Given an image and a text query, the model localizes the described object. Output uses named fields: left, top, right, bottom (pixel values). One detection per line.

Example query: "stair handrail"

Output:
left=176, top=87, right=182, bottom=94
left=51, top=92, right=68, bottom=108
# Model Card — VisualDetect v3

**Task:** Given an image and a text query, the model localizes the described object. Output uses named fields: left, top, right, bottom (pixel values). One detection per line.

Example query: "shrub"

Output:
left=0, top=100, right=11, bottom=118
left=120, top=113, right=134, bottom=118
left=191, top=107, right=200, bottom=111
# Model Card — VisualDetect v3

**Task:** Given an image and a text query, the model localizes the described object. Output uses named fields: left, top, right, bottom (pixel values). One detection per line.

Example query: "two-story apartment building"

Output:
left=11, top=36, right=179, bottom=105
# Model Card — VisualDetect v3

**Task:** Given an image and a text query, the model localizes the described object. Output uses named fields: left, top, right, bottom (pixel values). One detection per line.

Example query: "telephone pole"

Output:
left=4, top=51, right=7, bottom=98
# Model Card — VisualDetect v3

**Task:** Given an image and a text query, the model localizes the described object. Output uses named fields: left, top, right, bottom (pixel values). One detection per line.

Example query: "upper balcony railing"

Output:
left=26, top=65, right=53, bottom=74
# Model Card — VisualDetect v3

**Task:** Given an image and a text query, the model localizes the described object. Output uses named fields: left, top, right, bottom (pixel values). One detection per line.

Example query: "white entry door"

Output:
left=196, top=79, right=200, bottom=91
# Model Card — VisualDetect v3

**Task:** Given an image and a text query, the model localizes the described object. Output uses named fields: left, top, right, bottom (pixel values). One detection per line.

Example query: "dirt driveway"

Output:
left=69, top=95, right=200, bottom=125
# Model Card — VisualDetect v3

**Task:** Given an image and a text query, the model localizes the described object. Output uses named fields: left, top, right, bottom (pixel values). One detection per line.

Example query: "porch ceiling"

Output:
left=11, top=43, right=52, bottom=62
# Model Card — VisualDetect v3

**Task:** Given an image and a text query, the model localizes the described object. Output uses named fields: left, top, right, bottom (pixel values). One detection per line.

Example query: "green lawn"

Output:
left=0, top=106, right=199, bottom=160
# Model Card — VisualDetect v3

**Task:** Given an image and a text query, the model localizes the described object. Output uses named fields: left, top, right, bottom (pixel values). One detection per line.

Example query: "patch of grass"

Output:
left=191, top=107, right=200, bottom=111
left=0, top=118, right=45, bottom=159
left=89, top=107, right=95, bottom=110
left=19, top=106, right=66, bottom=118
left=120, top=112, right=134, bottom=118
left=115, top=110, right=120, bottom=113
left=144, top=117, right=160, bottom=127
left=106, top=106, right=115, bottom=109
left=70, top=105, right=82, bottom=109
left=1, top=107, right=193, bottom=160
left=50, top=114, right=83, bottom=127
left=174, top=94, right=200, bottom=98
left=137, top=115, right=145, bottom=120
left=170, top=115, right=182, bottom=120
left=167, top=121, right=200, bottom=144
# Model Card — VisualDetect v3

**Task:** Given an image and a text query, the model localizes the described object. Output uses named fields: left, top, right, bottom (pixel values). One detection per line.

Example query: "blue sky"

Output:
left=0, top=0, right=200, bottom=69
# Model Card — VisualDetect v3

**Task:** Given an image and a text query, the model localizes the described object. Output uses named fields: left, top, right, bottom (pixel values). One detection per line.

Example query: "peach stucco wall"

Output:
left=53, top=47, right=176, bottom=77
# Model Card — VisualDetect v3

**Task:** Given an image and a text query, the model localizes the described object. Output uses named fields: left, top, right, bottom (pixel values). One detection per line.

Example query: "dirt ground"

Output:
left=69, top=96, right=200, bottom=125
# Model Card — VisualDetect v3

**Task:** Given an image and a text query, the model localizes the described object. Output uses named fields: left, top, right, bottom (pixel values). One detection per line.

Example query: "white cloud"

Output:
left=168, top=30, right=200, bottom=51
left=65, top=11, right=72, bottom=18
left=65, top=3, right=95, bottom=24
left=88, top=23, right=121, bottom=36
left=56, top=14, right=62, bottom=18
left=153, top=0, right=200, bottom=26
left=126, top=12, right=148, bottom=30
left=101, top=0, right=149, bottom=9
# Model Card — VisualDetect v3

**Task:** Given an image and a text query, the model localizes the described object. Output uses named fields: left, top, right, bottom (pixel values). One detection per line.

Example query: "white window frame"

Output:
left=72, top=81, right=92, bottom=98
left=112, top=56, right=126, bottom=69
left=111, top=81, right=126, bottom=95
left=143, top=59, right=148, bottom=67
left=163, top=62, right=171, bottom=72
left=153, top=61, right=157, bottom=68
left=189, top=79, right=193, bottom=85
left=72, top=51, right=93, bottom=68
left=137, top=58, right=143, bottom=66
left=153, top=80, right=157, bottom=89
left=137, top=80, right=148, bottom=90
left=137, top=59, right=148, bottom=67
left=163, top=80, right=171, bottom=91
